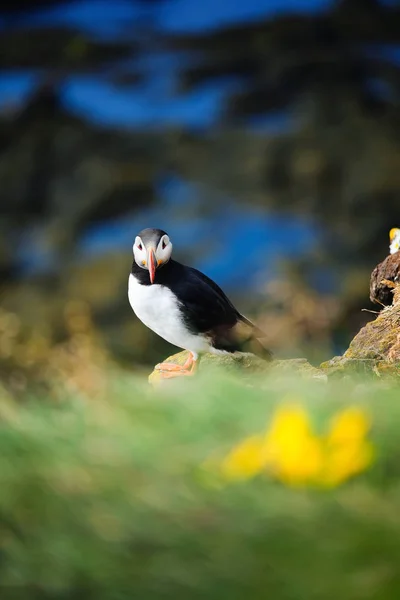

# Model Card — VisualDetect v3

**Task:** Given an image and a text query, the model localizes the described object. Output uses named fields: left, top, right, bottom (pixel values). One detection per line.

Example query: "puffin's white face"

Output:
left=389, top=228, right=400, bottom=255
left=133, top=231, right=173, bottom=283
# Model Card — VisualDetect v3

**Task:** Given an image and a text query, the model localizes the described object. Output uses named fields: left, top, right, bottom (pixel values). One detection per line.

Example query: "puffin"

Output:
left=370, top=228, right=400, bottom=306
left=128, top=228, right=272, bottom=378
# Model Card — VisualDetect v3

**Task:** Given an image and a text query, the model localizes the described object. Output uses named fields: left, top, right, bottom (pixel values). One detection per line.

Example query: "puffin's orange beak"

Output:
left=148, top=248, right=156, bottom=284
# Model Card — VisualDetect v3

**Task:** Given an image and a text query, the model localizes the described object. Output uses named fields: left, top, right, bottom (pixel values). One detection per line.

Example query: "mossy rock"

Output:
left=320, top=357, right=382, bottom=378
left=320, top=297, right=400, bottom=379
left=148, top=351, right=326, bottom=385
left=343, top=291, right=400, bottom=363
left=268, top=358, right=327, bottom=382
left=320, top=356, right=400, bottom=380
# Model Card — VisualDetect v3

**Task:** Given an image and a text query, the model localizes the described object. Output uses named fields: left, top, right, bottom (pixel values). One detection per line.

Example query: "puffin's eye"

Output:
left=162, top=240, right=167, bottom=250
left=137, top=243, right=142, bottom=251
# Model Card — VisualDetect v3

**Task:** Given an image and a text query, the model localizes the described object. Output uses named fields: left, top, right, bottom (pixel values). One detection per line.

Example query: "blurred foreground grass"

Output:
left=1, top=369, right=400, bottom=600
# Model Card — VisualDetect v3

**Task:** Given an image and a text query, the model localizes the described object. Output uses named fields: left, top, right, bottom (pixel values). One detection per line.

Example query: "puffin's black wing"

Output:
left=192, top=269, right=266, bottom=338
left=189, top=267, right=267, bottom=337
left=170, top=265, right=239, bottom=333
left=162, top=262, right=269, bottom=356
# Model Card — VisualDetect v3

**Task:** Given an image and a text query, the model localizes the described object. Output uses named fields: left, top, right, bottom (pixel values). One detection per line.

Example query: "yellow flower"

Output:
left=320, top=441, right=374, bottom=487
left=220, top=435, right=267, bottom=481
left=326, top=407, right=371, bottom=445
left=262, top=404, right=324, bottom=485
left=211, top=404, right=374, bottom=488
left=219, top=404, right=325, bottom=485
left=274, top=437, right=324, bottom=486
left=320, top=407, right=374, bottom=487
left=264, top=404, right=313, bottom=448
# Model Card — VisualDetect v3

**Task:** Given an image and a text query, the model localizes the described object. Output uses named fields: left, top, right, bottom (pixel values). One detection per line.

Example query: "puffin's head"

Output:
left=133, top=228, right=172, bottom=283
left=389, top=228, right=400, bottom=255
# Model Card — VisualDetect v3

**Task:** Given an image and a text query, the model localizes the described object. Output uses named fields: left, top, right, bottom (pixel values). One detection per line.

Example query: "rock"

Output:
left=320, top=287, right=400, bottom=378
left=148, top=350, right=265, bottom=385
left=320, top=357, right=381, bottom=378
left=343, top=307, right=400, bottom=363
left=320, top=356, right=400, bottom=380
left=269, top=358, right=327, bottom=382
left=370, top=253, right=400, bottom=306
left=148, top=351, right=326, bottom=385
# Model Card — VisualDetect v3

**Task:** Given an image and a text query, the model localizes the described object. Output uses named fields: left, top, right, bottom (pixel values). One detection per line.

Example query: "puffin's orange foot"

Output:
left=155, top=362, right=186, bottom=372
left=158, top=369, right=196, bottom=379
left=155, top=353, right=198, bottom=378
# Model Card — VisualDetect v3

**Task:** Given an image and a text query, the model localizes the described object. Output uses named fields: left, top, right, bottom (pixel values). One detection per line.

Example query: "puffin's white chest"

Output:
left=128, top=274, right=209, bottom=355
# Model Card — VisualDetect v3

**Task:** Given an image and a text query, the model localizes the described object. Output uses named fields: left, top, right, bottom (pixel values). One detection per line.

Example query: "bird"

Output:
left=128, top=228, right=272, bottom=379
left=370, top=228, right=400, bottom=306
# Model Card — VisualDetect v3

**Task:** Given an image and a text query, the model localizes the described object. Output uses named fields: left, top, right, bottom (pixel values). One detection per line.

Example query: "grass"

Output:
left=1, top=369, right=400, bottom=599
